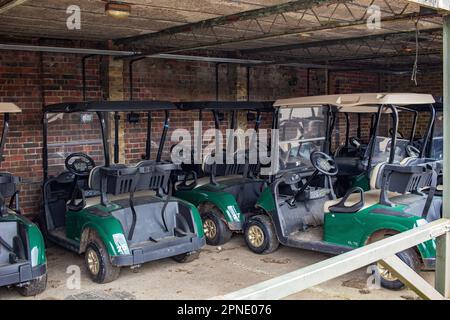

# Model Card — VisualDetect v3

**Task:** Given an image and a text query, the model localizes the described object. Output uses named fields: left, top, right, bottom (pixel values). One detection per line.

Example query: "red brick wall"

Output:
left=249, top=66, right=308, bottom=100
left=381, top=69, right=442, bottom=139
left=0, top=50, right=103, bottom=216
left=381, top=69, right=443, bottom=97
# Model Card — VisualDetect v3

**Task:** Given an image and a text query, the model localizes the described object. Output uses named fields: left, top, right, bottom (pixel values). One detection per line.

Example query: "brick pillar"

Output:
left=235, top=65, right=249, bottom=150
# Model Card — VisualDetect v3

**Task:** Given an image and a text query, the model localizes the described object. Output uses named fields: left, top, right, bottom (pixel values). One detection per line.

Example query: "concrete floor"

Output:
left=0, top=236, right=434, bottom=300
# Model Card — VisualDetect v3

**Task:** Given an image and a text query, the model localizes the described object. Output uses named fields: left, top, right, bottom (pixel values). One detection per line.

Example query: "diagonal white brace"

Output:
left=379, top=255, right=444, bottom=300
left=221, top=219, right=450, bottom=300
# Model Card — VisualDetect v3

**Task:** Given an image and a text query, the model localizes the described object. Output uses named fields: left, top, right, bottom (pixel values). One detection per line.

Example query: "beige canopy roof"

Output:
left=274, top=93, right=435, bottom=113
left=0, top=103, right=22, bottom=113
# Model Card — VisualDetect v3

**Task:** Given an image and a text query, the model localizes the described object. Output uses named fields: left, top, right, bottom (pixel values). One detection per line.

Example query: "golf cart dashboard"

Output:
left=276, top=166, right=315, bottom=178
left=277, top=167, right=330, bottom=199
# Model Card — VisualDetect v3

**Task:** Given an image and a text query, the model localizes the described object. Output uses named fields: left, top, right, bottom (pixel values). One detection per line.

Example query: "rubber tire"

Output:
left=84, top=235, right=120, bottom=284
left=17, top=273, right=47, bottom=297
left=376, top=249, right=420, bottom=290
left=201, top=210, right=232, bottom=246
left=172, top=251, right=200, bottom=263
left=244, top=215, right=279, bottom=255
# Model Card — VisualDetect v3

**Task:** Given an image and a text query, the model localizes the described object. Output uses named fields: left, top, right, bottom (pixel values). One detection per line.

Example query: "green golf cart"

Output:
left=174, top=101, right=274, bottom=246
left=242, top=93, right=442, bottom=290
left=40, top=101, right=205, bottom=283
left=0, top=103, right=47, bottom=296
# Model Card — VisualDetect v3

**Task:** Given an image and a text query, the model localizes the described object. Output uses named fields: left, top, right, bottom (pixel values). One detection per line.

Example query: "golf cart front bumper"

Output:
left=111, top=236, right=206, bottom=267
left=422, top=258, right=436, bottom=271
left=0, top=262, right=46, bottom=287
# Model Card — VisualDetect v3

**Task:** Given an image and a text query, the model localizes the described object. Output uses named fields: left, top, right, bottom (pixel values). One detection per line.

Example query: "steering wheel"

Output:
left=310, top=151, right=338, bottom=176
left=406, top=144, right=420, bottom=158
left=65, top=153, right=96, bottom=177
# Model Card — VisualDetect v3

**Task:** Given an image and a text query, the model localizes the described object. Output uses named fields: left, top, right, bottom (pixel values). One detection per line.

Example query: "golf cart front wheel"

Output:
left=17, top=273, right=47, bottom=297
left=374, top=249, right=420, bottom=290
left=85, top=238, right=120, bottom=284
left=202, top=210, right=232, bottom=246
left=244, top=215, right=279, bottom=255
left=172, top=251, right=200, bottom=263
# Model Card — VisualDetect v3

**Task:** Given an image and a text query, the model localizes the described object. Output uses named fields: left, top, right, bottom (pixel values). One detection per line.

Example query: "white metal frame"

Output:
left=438, top=14, right=450, bottom=298
left=221, top=219, right=450, bottom=300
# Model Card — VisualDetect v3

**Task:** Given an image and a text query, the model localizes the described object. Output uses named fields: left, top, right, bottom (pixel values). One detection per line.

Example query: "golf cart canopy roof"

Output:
left=176, top=101, right=274, bottom=112
left=274, top=93, right=435, bottom=113
left=0, top=103, right=21, bottom=113
left=44, top=100, right=176, bottom=113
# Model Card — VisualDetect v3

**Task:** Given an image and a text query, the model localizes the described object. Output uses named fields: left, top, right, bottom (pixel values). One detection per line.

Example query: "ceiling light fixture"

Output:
left=105, top=1, right=131, bottom=19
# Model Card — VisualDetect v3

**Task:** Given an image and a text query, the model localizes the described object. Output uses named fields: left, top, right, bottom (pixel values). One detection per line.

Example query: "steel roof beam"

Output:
left=121, top=11, right=441, bottom=58
left=114, top=0, right=345, bottom=46
left=240, top=27, right=443, bottom=54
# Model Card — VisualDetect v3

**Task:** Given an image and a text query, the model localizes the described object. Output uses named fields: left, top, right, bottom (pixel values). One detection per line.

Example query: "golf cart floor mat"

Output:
left=279, top=197, right=329, bottom=233
left=287, top=226, right=350, bottom=255
left=290, top=226, right=323, bottom=242
left=111, top=196, right=195, bottom=245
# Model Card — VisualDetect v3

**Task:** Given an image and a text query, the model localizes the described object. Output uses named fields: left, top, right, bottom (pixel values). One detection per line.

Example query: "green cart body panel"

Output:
left=66, top=203, right=127, bottom=256
left=324, top=203, right=436, bottom=260
left=255, top=186, right=276, bottom=213
left=175, top=181, right=244, bottom=226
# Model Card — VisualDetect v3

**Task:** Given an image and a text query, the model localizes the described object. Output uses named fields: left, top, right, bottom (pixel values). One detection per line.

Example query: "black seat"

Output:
left=376, top=160, right=441, bottom=220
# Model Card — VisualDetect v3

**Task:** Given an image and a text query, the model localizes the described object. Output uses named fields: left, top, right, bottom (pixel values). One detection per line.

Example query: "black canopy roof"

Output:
left=176, top=101, right=274, bottom=112
left=44, top=100, right=177, bottom=113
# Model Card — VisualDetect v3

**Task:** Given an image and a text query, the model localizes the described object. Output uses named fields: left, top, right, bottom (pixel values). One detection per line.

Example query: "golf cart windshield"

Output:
left=365, top=136, right=410, bottom=165
left=45, top=112, right=105, bottom=177
left=278, top=106, right=327, bottom=171
left=431, top=111, right=443, bottom=160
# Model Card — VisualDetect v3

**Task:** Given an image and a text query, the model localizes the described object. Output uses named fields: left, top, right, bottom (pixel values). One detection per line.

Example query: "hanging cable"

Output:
left=411, top=19, right=420, bottom=86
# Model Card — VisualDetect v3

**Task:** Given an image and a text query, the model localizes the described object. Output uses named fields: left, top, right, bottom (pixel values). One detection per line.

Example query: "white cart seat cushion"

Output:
left=369, top=162, right=387, bottom=190
left=323, top=189, right=398, bottom=213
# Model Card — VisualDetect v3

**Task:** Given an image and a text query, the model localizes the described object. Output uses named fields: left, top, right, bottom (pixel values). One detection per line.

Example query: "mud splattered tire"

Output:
left=201, top=209, right=232, bottom=246
left=172, top=251, right=200, bottom=263
left=17, top=273, right=47, bottom=297
left=85, top=234, right=120, bottom=284
left=244, top=215, right=279, bottom=255
left=375, top=249, right=420, bottom=290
